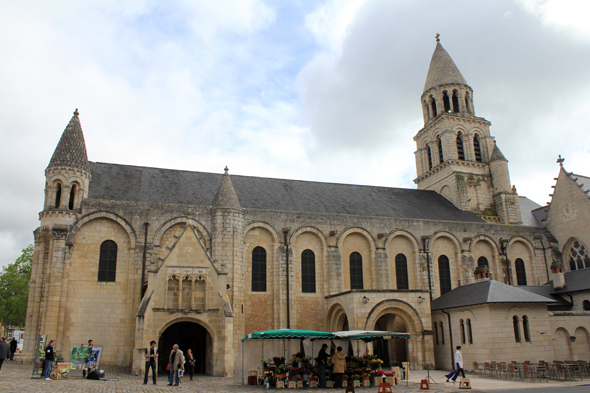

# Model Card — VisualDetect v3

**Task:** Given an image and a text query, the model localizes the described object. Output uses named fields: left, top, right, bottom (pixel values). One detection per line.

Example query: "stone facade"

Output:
left=20, top=39, right=587, bottom=376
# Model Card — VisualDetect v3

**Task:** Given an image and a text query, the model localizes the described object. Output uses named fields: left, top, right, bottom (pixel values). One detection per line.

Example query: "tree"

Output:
left=0, top=244, right=33, bottom=328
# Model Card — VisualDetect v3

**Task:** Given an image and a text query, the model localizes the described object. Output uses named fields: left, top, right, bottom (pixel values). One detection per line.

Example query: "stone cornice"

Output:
left=415, top=113, right=491, bottom=141
left=414, top=160, right=487, bottom=183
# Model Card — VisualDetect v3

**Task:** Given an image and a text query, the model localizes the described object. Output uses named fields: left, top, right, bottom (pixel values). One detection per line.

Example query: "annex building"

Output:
left=21, top=38, right=590, bottom=375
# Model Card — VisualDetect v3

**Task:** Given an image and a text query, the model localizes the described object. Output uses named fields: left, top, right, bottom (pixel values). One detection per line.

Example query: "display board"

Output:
left=31, top=335, right=47, bottom=378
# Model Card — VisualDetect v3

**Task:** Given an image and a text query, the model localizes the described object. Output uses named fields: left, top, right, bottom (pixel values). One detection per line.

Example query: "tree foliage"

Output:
left=0, top=244, right=33, bottom=328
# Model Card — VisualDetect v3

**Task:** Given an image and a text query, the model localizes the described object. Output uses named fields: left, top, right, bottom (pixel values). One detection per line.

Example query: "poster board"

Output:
left=88, top=347, right=102, bottom=370
left=69, top=346, right=92, bottom=372
left=56, top=363, right=71, bottom=380
left=32, top=335, right=47, bottom=378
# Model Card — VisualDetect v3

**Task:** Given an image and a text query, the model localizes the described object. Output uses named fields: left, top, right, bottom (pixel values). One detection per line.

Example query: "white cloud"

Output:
left=518, top=0, right=590, bottom=39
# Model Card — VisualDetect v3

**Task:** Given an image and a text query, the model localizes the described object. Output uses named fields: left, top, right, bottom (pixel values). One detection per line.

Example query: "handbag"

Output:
left=166, top=363, right=170, bottom=371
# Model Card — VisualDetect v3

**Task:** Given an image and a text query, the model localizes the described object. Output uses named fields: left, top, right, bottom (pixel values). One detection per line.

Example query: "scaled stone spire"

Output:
left=490, top=142, right=508, bottom=162
left=47, top=109, right=89, bottom=172
left=423, top=39, right=468, bottom=93
left=211, top=166, right=241, bottom=209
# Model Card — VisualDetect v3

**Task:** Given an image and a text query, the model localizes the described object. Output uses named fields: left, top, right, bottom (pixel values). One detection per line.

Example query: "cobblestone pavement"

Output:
left=0, top=361, right=587, bottom=393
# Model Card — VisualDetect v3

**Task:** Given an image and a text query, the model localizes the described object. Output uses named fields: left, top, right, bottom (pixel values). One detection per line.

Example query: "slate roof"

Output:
left=547, top=268, right=590, bottom=294
left=431, top=280, right=557, bottom=310
left=87, top=162, right=484, bottom=222
left=47, top=109, right=89, bottom=172
left=423, top=42, right=468, bottom=93
left=531, top=205, right=549, bottom=226
left=518, top=196, right=543, bottom=227
left=570, top=172, right=590, bottom=194
left=519, top=285, right=571, bottom=307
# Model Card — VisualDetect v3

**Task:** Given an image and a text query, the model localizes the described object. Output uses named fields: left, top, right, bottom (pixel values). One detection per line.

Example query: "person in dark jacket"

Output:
left=0, top=337, right=10, bottom=374
left=317, top=344, right=329, bottom=388
left=9, top=338, right=18, bottom=360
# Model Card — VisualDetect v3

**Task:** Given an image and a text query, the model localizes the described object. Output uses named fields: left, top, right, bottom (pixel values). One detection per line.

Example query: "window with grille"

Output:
left=350, top=252, right=363, bottom=290
left=301, top=249, right=316, bottom=293
left=395, top=253, right=409, bottom=290
left=457, top=134, right=465, bottom=160
left=438, top=255, right=451, bottom=295
left=98, top=240, right=117, bottom=282
left=515, top=258, right=527, bottom=285
left=252, top=246, right=267, bottom=292
left=474, top=135, right=482, bottom=162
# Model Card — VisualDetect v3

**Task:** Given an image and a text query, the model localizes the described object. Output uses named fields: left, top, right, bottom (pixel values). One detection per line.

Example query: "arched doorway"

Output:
left=375, top=314, right=408, bottom=366
left=158, top=321, right=212, bottom=375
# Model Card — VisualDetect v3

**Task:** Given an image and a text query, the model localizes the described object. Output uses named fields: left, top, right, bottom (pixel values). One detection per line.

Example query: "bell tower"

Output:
left=414, top=35, right=521, bottom=224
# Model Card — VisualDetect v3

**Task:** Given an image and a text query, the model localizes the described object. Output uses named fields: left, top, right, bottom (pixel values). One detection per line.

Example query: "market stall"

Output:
left=234, top=329, right=410, bottom=387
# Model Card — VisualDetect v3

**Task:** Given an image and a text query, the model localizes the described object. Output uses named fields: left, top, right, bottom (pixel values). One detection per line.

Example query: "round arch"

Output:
left=66, top=211, right=137, bottom=248
left=244, top=221, right=281, bottom=244
left=327, top=302, right=350, bottom=332
left=289, top=226, right=328, bottom=249
left=153, top=217, right=211, bottom=247
left=337, top=227, right=377, bottom=250
left=506, top=236, right=536, bottom=258
left=158, top=317, right=215, bottom=375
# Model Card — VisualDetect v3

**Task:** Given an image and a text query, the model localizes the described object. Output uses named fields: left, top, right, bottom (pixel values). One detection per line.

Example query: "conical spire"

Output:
left=490, top=142, right=507, bottom=162
left=212, top=167, right=241, bottom=209
left=47, top=109, right=89, bottom=172
left=423, top=37, right=468, bottom=93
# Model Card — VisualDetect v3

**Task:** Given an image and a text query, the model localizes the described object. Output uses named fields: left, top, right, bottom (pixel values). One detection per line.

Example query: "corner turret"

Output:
left=41, top=109, right=91, bottom=226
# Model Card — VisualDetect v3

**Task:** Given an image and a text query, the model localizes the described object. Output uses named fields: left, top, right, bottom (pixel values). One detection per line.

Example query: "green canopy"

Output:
left=241, top=329, right=334, bottom=341
left=333, top=330, right=411, bottom=342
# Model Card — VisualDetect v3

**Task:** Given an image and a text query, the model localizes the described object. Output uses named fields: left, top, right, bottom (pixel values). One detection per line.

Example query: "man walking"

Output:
left=144, top=340, right=158, bottom=385
left=168, top=344, right=184, bottom=386
left=317, top=343, right=328, bottom=388
left=0, top=337, right=9, bottom=375
left=9, top=337, right=18, bottom=361
left=43, top=339, right=57, bottom=381
left=451, top=346, right=465, bottom=383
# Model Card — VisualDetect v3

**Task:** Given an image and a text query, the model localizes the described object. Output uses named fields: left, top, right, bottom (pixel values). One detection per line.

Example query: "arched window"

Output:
left=440, top=321, right=445, bottom=344
left=434, top=322, right=439, bottom=345
left=395, top=253, right=409, bottom=290
left=98, top=240, right=117, bottom=282
left=68, top=184, right=77, bottom=210
left=473, top=135, right=482, bottom=162
left=460, top=319, right=466, bottom=344
left=350, top=252, right=363, bottom=290
left=522, top=315, right=531, bottom=342
left=54, top=182, right=62, bottom=208
left=301, top=249, right=316, bottom=293
left=513, top=316, right=521, bottom=342
left=443, top=91, right=451, bottom=112
left=583, top=300, right=590, bottom=311
left=457, top=134, right=465, bottom=160
left=427, top=146, right=433, bottom=170
left=467, top=319, right=473, bottom=344
left=569, top=240, right=590, bottom=270
left=452, top=91, right=460, bottom=113
left=430, top=95, right=437, bottom=117
left=515, top=258, right=527, bottom=285
left=437, top=136, right=444, bottom=164
left=438, top=255, right=452, bottom=295
left=477, top=257, right=489, bottom=268
left=252, top=246, right=267, bottom=292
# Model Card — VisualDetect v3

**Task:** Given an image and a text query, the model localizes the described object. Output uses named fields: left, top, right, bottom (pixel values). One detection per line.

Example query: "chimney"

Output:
left=473, top=265, right=491, bottom=282
left=550, top=261, right=566, bottom=290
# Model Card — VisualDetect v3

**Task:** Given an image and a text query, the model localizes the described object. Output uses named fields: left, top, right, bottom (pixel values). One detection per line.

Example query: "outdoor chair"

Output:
left=554, top=362, right=571, bottom=380
left=472, top=362, right=479, bottom=376
left=521, top=363, right=535, bottom=382
left=506, top=362, right=516, bottom=380
left=495, top=362, right=505, bottom=379
left=484, top=362, right=491, bottom=378
left=490, top=362, right=497, bottom=378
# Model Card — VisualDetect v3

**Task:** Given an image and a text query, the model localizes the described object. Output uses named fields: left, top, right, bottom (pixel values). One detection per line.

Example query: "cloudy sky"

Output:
left=1, top=0, right=589, bottom=269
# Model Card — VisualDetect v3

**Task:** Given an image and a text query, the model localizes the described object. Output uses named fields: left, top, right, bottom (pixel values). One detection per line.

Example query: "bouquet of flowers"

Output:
left=369, top=358, right=384, bottom=370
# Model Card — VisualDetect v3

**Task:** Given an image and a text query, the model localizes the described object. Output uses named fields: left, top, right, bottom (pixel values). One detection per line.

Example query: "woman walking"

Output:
left=185, top=349, right=195, bottom=381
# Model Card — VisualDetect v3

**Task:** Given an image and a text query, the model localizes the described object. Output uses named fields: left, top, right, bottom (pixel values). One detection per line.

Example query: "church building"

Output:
left=21, top=38, right=588, bottom=375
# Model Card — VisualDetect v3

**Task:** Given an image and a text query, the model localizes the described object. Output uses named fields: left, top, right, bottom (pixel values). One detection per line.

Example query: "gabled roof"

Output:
left=431, top=280, right=557, bottom=311
left=423, top=42, right=468, bottom=93
left=47, top=109, right=89, bottom=172
left=547, top=268, right=590, bottom=294
left=87, top=162, right=484, bottom=222
left=519, top=285, right=571, bottom=307
left=531, top=205, right=549, bottom=226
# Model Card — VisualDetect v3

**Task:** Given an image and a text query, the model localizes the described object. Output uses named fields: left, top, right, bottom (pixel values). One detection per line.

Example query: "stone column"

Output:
left=376, top=248, right=390, bottom=289
left=43, top=228, right=68, bottom=343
